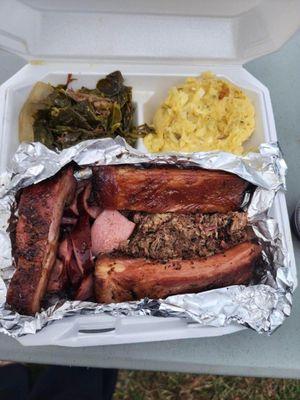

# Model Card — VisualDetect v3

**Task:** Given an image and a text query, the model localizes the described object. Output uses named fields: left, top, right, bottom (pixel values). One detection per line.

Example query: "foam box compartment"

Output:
left=0, top=62, right=296, bottom=346
left=0, top=0, right=299, bottom=346
left=0, top=63, right=272, bottom=167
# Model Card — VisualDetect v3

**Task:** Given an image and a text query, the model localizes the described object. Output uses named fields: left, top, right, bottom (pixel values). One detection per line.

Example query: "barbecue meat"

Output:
left=91, top=210, right=135, bottom=255
left=95, top=242, right=261, bottom=303
left=67, top=256, right=84, bottom=288
left=70, top=213, right=93, bottom=274
left=93, top=165, right=249, bottom=214
left=47, top=259, right=68, bottom=293
left=120, top=211, right=252, bottom=260
left=74, top=274, right=94, bottom=301
left=67, top=180, right=101, bottom=219
left=6, top=167, right=76, bottom=315
left=82, top=182, right=101, bottom=219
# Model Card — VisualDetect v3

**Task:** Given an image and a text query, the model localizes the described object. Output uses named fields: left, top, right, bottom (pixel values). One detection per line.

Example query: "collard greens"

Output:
left=20, top=71, right=152, bottom=150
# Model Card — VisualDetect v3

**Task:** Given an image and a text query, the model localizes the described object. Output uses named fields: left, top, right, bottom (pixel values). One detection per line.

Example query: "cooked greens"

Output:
left=21, top=71, right=147, bottom=150
left=124, top=123, right=155, bottom=147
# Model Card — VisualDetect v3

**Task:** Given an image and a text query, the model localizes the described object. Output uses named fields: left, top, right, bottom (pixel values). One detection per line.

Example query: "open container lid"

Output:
left=0, top=0, right=299, bottom=64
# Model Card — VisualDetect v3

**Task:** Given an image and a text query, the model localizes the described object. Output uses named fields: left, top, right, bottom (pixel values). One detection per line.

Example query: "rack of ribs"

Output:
left=94, top=241, right=262, bottom=303
left=92, top=165, right=249, bottom=213
left=6, top=167, right=76, bottom=315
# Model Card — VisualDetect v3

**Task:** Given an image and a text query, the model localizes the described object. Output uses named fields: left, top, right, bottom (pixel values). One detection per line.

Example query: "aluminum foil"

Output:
left=0, top=138, right=295, bottom=339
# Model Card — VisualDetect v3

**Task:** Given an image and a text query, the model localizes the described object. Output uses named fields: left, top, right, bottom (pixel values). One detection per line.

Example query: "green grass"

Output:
left=25, top=365, right=300, bottom=399
left=113, top=371, right=300, bottom=400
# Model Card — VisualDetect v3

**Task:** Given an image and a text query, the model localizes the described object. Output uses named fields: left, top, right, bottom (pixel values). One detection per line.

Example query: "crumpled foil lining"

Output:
left=0, top=137, right=295, bottom=339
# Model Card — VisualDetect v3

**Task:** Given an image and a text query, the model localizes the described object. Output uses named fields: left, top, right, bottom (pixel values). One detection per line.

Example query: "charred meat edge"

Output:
left=94, top=241, right=261, bottom=303
left=6, top=167, right=76, bottom=315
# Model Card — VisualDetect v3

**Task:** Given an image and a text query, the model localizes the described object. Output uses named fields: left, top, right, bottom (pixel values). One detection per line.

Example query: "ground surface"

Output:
left=113, top=371, right=300, bottom=400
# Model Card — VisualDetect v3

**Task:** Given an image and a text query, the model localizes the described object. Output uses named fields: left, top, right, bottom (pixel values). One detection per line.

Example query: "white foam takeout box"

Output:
left=0, top=0, right=298, bottom=347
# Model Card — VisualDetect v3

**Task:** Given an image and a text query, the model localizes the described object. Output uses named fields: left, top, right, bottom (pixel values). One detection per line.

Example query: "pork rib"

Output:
left=94, top=242, right=261, bottom=303
left=92, top=166, right=249, bottom=214
left=6, top=167, right=76, bottom=315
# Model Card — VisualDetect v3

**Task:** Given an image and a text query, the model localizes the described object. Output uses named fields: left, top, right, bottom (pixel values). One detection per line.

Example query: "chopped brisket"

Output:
left=119, top=211, right=252, bottom=260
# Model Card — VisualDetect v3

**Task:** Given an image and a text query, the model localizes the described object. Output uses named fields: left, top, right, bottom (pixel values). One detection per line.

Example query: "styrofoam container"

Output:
left=0, top=0, right=298, bottom=346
